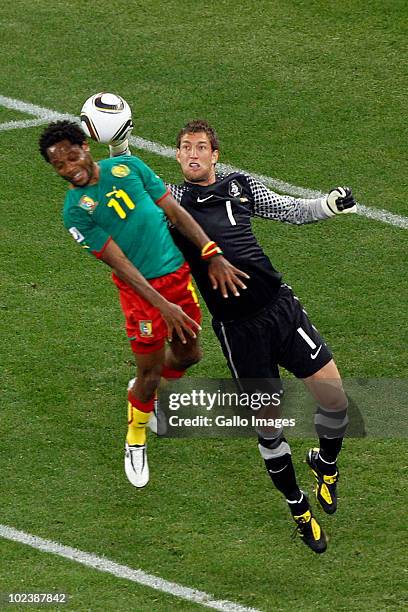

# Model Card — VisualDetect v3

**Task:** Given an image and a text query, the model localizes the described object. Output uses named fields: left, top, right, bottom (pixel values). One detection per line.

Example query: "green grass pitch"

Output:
left=0, top=1, right=407, bottom=610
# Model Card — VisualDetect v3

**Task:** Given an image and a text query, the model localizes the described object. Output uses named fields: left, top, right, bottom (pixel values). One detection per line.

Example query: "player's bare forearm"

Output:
left=99, top=239, right=200, bottom=341
left=157, top=193, right=249, bottom=297
left=99, top=240, right=168, bottom=309
left=156, top=193, right=212, bottom=250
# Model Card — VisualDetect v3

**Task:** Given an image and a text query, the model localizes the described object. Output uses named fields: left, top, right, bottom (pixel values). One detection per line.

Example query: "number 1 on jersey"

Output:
left=226, top=200, right=237, bottom=226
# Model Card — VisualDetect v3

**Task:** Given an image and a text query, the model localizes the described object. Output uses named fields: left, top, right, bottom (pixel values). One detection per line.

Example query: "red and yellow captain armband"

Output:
left=201, top=241, right=224, bottom=260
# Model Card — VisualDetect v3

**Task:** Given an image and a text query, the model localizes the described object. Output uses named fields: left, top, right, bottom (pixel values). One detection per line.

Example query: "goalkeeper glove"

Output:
left=109, top=138, right=131, bottom=157
left=108, top=119, right=133, bottom=157
left=323, top=187, right=357, bottom=216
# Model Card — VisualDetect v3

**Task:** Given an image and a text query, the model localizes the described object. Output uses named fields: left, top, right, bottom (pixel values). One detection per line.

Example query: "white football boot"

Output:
left=124, top=442, right=149, bottom=488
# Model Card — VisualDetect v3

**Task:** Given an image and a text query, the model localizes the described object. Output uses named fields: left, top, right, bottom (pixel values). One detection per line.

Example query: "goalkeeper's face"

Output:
left=47, top=140, right=98, bottom=187
left=176, top=132, right=219, bottom=186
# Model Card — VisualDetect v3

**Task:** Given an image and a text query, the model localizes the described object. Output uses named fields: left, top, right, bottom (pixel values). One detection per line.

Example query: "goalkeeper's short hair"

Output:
left=176, top=119, right=219, bottom=152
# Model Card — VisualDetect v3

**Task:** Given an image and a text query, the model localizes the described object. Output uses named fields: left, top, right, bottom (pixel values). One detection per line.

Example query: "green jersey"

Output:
left=63, top=155, right=184, bottom=279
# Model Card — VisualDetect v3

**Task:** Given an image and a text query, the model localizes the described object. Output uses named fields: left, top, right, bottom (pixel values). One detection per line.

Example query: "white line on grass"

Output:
left=0, top=524, right=261, bottom=612
left=0, top=118, right=53, bottom=131
left=1, top=94, right=407, bottom=230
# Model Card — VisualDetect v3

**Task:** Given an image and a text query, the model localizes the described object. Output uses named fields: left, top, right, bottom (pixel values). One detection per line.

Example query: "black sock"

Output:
left=286, top=491, right=310, bottom=517
left=258, top=435, right=302, bottom=503
left=263, top=453, right=301, bottom=500
left=314, top=405, right=347, bottom=466
left=316, top=439, right=342, bottom=475
left=319, top=437, right=343, bottom=462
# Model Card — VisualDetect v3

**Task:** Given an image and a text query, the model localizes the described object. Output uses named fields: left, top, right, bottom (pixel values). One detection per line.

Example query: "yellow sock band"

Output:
left=126, top=402, right=151, bottom=446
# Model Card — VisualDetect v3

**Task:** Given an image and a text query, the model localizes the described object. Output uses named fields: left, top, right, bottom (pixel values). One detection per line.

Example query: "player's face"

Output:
left=47, top=140, right=98, bottom=187
left=176, top=132, right=219, bottom=185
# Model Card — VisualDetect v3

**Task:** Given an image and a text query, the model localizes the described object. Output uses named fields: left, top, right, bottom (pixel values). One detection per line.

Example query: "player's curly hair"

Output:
left=39, top=120, right=87, bottom=162
left=176, top=119, right=219, bottom=151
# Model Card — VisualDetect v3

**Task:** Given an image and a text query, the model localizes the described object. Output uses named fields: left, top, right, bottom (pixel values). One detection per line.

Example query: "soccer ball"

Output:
left=80, top=92, right=133, bottom=144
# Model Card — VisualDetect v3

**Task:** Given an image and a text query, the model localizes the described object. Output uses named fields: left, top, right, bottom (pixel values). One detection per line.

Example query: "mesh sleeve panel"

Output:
left=246, top=175, right=329, bottom=224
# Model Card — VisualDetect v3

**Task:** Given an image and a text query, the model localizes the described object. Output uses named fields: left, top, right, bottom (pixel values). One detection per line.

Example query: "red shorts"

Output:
left=112, top=262, right=201, bottom=354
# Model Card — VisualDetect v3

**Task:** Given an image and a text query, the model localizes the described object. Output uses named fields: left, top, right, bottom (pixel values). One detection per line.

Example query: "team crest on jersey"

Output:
left=139, top=320, right=153, bottom=337
left=79, top=195, right=98, bottom=213
left=112, top=164, right=131, bottom=178
left=228, top=180, right=242, bottom=198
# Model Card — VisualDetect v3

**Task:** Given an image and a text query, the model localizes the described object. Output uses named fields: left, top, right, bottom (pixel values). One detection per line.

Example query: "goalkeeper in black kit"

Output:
left=109, top=117, right=356, bottom=554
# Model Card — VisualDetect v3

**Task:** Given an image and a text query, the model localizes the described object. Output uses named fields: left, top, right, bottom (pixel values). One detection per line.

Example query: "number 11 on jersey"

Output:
left=106, top=188, right=136, bottom=219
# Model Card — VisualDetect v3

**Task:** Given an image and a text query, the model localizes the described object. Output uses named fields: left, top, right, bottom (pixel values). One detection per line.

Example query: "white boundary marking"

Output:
left=0, top=94, right=407, bottom=230
left=0, top=524, right=261, bottom=612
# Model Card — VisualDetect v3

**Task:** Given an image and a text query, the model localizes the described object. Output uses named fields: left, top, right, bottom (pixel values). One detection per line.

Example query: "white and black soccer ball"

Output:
left=80, top=92, right=133, bottom=144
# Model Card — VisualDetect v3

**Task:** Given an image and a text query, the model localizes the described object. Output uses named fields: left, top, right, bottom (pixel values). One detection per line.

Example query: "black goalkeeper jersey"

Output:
left=169, top=172, right=282, bottom=322
left=168, top=171, right=329, bottom=323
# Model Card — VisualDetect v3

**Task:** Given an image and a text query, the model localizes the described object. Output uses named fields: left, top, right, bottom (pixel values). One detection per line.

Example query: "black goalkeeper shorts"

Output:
left=212, top=283, right=332, bottom=380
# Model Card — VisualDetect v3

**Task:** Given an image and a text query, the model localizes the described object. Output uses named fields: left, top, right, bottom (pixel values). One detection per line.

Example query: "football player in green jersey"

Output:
left=39, top=120, right=249, bottom=489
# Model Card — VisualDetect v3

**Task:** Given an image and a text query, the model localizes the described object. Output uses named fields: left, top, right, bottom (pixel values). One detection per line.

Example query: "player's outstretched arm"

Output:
left=248, top=175, right=357, bottom=224
left=99, top=239, right=201, bottom=343
left=156, top=193, right=250, bottom=298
